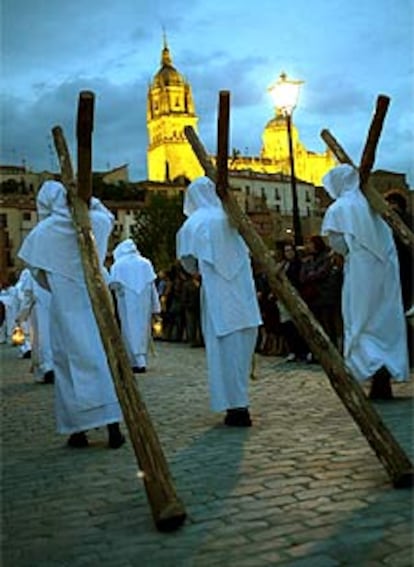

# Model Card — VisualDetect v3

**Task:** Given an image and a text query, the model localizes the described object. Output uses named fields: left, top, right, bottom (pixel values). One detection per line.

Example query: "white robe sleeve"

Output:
left=151, top=282, right=161, bottom=314
left=328, top=232, right=349, bottom=256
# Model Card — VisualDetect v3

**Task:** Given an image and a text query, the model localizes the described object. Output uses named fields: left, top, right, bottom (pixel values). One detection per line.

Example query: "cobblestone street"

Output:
left=1, top=341, right=413, bottom=566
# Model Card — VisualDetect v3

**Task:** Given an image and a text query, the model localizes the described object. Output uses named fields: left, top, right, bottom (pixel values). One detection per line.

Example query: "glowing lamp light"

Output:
left=152, top=316, right=163, bottom=339
left=268, top=72, right=303, bottom=116
left=11, top=326, right=26, bottom=346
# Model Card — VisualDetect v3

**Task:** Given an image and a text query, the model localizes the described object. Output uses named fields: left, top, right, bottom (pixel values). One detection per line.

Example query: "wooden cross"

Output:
left=184, top=91, right=413, bottom=489
left=320, top=95, right=414, bottom=250
left=52, top=91, right=186, bottom=532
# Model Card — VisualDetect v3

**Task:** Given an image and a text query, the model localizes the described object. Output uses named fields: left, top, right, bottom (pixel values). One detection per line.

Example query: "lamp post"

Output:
left=268, top=72, right=304, bottom=247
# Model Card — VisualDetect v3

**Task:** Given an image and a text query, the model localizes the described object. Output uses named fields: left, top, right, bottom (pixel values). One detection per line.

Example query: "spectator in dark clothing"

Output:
left=182, top=272, right=203, bottom=347
left=385, top=191, right=414, bottom=366
left=163, top=263, right=186, bottom=341
left=300, top=235, right=343, bottom=354
left=253, top=261, right=281, bottom=355
left=277, top=242, right=309, bottom=362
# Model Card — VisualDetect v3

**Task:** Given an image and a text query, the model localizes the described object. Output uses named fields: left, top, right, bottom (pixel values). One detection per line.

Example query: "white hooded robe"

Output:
left=321, top=164, right=408, bottom=382
left=109, top=239, right=160, bottom=369
left=177, top=177, right=262, bottom=411
left=17, top=269, right=53, bottom=380
left=18, top=181, right=122, bottom=434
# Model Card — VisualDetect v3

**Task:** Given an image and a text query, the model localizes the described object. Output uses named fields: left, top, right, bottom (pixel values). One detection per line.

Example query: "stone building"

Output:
left=146, top=39, right=336, bottom=187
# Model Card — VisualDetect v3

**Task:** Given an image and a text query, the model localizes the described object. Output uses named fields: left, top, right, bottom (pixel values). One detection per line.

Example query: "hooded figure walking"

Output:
left=177, top=177, right=262, bottom=426
left=109, top=239, right=160, bottom=374
left=18, top=180, right=125, bottom=448
left=321, top=164, right=409, bottom=399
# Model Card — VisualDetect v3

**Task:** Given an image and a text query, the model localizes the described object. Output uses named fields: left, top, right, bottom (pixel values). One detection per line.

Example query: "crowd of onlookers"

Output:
left=155, top=262, right=204, bottom=347
left=154, top=223, right=413, bottom=372
left=154, top=235, right=345, bottom=363
left=254, top=235, right=344, bottom=362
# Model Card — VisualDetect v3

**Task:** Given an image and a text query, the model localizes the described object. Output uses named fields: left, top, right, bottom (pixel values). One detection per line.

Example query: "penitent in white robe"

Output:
left=177, top=177, right=262, bottom=412
left=321, top=165, right=408, bottom=383
left=109, top=239, right=160, bottom=369
left=14, top=269, right=32, bottom=356
left=18, top=270, right=53, bottom=380
left=18, top=181, right=122, bottom=434
left=0, top=287, right=20, bottom=343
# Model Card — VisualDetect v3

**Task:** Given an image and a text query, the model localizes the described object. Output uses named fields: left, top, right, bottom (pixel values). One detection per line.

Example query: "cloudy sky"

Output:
left=1, top=0, right=413, bottom=186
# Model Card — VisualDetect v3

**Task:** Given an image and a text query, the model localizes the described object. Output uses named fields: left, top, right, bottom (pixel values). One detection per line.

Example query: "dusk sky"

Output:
left=1, top=0, right=413, bottom=185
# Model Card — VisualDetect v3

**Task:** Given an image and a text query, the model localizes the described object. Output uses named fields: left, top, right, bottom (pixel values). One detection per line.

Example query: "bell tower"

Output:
left=146, top=38, right=203, bottom=182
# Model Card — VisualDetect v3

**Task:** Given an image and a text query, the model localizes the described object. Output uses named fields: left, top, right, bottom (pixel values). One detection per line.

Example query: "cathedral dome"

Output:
left=261, top=109, right=299, bottom=161
left=152, top=45, right=184, bottom=87
left=264, top=111, right=288, bottom=132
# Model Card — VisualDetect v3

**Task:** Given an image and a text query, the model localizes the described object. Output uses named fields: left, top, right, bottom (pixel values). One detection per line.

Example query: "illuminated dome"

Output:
left=152, top=44, right=184, bottom=87
left=264, top=109, right=290, bottom=132
left=261, top=109, right=299, bottom=161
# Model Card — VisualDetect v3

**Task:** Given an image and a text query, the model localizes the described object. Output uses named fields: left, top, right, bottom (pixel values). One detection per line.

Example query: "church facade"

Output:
left=147, top=40, right=336, bottom=186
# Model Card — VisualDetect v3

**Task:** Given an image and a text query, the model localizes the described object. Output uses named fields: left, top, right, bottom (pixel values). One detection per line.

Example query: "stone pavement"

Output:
left=1, top=341, right=413, bottom=567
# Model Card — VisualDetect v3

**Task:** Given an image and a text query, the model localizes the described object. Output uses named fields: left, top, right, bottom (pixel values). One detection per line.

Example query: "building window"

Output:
left=22, top=212, right=31, bottom=221
left=275, top=204, right=281, bottom=213
left=305, top=191, right=311, bottom=202
left=245, top=185, right=250, bottom=196
left=261, top=187, right=266, bottom=199
left=0, top=213, right=7, bottom=228
left=274, top=187, right=280, bottom=200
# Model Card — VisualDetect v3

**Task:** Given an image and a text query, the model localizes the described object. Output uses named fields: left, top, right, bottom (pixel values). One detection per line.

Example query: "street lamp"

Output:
left=268, top=72, right=304, bottom=246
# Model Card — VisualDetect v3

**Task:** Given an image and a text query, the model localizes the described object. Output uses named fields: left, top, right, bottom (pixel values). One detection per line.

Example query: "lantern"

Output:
left=11, top=326, right=26, bottom=346
left=152, top=316, right=163, bottom=339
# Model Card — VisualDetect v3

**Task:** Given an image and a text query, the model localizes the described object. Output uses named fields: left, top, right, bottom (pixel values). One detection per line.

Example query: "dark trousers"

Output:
left=281, top=320, right=308, bottom=358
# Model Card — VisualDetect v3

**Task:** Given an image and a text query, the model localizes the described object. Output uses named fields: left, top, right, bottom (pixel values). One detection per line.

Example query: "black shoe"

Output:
left=107, top=422, right=126, bottom=449
left=132, top=366, right=146, bottom=374
left=22, top=350, right=32, bottom=359
left=43, top=370, right=55, bottom=384
left=67, top=431, right=89, bottom=448
left=369, top=366, right=393, bottom=400
left=224, top=408, right=252, bottom=427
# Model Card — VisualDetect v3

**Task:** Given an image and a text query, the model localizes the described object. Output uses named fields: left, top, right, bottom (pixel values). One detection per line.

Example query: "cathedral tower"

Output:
left=146, top=38, right=203, bottom=182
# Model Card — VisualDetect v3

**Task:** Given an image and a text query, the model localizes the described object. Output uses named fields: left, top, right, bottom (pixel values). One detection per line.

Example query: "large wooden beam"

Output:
left=51, top=95, right=186, bottom=532
left=359, top=95, right=390, bottom=188
left=321, top=129, right=414, bottom=250
left=76, top=90, right=94, bottom=203
left=216, top=90, right=230, bottom=198
left=184, top=122, right=413, bottom=489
